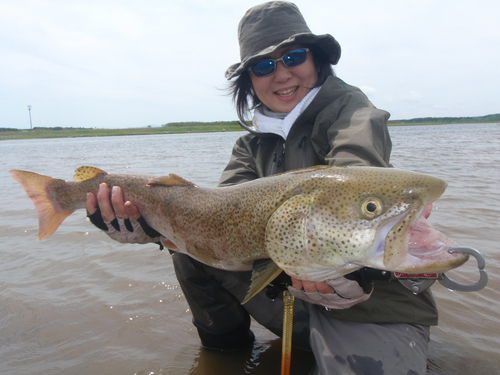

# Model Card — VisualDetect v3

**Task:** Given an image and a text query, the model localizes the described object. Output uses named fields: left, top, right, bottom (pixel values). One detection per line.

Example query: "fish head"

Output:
left=265, top=166, right=468, bottom=281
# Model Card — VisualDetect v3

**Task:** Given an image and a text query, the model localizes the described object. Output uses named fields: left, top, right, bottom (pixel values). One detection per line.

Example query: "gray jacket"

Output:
left=219, top=76, right=438, bottom=325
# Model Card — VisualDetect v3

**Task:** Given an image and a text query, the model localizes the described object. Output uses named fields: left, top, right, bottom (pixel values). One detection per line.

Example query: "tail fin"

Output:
left=9, top=170, right=74, bottom=240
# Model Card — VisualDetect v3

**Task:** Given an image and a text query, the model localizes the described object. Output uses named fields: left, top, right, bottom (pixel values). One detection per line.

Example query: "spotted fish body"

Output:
left=10, top=165, right=468, bottom=295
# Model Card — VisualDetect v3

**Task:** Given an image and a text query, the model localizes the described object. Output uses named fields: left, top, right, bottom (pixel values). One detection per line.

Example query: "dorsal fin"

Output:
left=147, top=174, right=195, bottom=187
left=74, top=166, right=107, bottom=182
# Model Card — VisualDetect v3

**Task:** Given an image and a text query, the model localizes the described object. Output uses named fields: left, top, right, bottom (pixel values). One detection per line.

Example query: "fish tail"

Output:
left=9, top=170, right=74, bottom=240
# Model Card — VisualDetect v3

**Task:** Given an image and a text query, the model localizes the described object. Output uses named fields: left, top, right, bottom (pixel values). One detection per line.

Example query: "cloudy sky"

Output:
left=1, top=0, right=499, bottom=129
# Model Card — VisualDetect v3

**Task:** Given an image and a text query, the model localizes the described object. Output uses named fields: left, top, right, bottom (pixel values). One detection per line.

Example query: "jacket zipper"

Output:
left=270, top=140, right=286, bottom=175
left=298, top=134, right=309, bottom=168
left=277, top=143, right=286, bottom=167
left=298, top=134, right=308, bottom=148
left=270, top=150, right=277, bottom=175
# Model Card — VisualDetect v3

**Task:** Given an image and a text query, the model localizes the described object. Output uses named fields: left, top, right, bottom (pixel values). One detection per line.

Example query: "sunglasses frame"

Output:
left=249, top=48, right=310, bottom=77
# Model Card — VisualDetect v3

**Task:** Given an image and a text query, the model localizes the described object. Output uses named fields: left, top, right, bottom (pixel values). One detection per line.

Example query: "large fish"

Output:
left=10, top=165, right=467, bottom=301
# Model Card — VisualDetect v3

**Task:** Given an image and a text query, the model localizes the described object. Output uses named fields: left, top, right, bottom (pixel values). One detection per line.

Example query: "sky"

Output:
left=1, top=0, right=499, bottom=129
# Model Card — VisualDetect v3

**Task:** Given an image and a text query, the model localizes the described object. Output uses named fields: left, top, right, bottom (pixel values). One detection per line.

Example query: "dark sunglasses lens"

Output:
left=250, top=49, right=308, bottom=77
left=283, top=49, right=308, bottom=67
left=251, top=60, right=276, bottom=77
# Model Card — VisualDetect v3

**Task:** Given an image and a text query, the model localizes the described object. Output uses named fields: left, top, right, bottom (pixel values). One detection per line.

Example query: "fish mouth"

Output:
left=396, top=214, right=469, bottom=272
left=378, top=173, right=461, bottom=271
left=372, top=207, right=469, bottom=273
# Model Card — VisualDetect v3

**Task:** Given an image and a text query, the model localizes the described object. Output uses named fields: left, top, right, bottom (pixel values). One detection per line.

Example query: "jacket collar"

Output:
left=238, top=76, right=339, bottom=137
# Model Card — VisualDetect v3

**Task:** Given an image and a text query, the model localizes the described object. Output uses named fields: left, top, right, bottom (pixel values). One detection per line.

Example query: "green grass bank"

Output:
left=2, top=114, right=499, bottom=141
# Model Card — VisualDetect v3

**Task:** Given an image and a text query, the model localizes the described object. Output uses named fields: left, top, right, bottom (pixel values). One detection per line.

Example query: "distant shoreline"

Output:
left=1, top=115, right=499, bottom=141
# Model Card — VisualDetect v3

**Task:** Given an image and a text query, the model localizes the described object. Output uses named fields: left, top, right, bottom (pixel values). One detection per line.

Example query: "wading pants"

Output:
left=173, top=253, right=430, bottom=375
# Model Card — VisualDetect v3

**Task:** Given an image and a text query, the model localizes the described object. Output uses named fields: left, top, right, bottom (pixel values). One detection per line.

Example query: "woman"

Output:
left=87, top=2, right=436, bottom=374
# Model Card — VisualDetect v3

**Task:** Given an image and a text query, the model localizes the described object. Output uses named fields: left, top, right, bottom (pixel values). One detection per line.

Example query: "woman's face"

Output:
left=250, top=46, right=319, bottom=114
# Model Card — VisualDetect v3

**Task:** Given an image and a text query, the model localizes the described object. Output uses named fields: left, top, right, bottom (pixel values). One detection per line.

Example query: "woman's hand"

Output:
left=86, top=183, right=162, bottom=244
left=288, top=276, right=372, bottom=310
left=291, top=278, right=336, bottom=294
left=86, top=183, right=141, bottom=221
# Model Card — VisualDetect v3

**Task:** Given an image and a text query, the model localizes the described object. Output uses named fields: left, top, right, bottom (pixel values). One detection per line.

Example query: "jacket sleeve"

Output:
left=218, top=135, right=260, bottom=187
left=319, top=93, right=392, bottom=168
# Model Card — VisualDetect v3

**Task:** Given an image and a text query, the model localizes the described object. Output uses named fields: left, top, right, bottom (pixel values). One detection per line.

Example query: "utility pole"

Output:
left=27, top=105, right=33, bottom=129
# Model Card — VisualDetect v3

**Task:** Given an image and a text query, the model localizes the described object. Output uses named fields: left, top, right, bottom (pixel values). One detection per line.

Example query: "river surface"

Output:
left=1, top=123, right=499, bottom=375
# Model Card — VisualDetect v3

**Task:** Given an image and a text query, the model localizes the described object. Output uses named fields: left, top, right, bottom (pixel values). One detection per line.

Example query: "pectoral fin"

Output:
left=242, top=259, right=283, bottom=304
left=160, top=237, right=179, bottom=251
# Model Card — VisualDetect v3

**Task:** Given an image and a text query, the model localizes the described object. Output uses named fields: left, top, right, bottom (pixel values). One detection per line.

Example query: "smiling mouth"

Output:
left=275, top=87, right=298, bottom=96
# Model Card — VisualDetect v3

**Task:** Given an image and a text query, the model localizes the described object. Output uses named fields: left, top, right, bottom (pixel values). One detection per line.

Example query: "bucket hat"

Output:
left=225, top=1, right=341, bottom=80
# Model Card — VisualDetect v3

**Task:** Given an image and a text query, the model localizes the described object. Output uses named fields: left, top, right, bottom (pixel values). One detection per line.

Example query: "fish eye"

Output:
left=361, top=198, right=383, bottom=218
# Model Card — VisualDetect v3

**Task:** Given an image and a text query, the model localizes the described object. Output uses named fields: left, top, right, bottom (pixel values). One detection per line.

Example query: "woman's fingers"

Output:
left=291, top=277, right=336, bottom=294
left=96, top=183, right=116, bottom=222
left=301, top=280, right=317, bottom=293
left=86, top=191, right=98, bottom=215
left=90, top=183, right=140, bottom=222
left=291, top=277, right=303, bottom=291
left=111, top=186, right=128, bottom=219
left=315, top=282, right=336, bottom=294
left=110, top=185, right=140, bottom=220
left=124, top=201, right=141, bottom=221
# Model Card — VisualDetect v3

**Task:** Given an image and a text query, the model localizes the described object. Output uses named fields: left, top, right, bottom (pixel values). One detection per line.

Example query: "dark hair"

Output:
left=228, top=44, right=335, bottom=121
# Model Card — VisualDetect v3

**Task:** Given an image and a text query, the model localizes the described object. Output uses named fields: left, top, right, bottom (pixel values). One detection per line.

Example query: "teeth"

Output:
left=276, top=87, right=297, bottom=96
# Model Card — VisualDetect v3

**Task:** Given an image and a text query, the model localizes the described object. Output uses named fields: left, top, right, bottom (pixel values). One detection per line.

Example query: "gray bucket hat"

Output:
left=225, top=1, right=341, bottom=80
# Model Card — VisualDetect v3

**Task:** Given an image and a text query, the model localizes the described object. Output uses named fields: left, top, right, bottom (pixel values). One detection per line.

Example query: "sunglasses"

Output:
left=249, top=48, right=310, bottom=77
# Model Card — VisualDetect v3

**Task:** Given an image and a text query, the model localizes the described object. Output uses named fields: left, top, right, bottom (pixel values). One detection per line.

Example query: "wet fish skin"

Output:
left=9, top=165, right=469, bottom=292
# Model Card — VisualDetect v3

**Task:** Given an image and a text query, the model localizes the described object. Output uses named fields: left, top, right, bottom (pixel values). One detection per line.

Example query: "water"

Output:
left=1, top=124, right=499, bottom=374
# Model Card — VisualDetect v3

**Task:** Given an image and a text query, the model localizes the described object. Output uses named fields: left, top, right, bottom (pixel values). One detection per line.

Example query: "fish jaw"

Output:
left=379, top=173, right=448, bottom=269
left=378, top=215, right=468, bottom=273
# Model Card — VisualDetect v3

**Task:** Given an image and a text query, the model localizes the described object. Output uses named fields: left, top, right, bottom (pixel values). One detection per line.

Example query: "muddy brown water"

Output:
left=1, top=124, right=499, bottom=374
